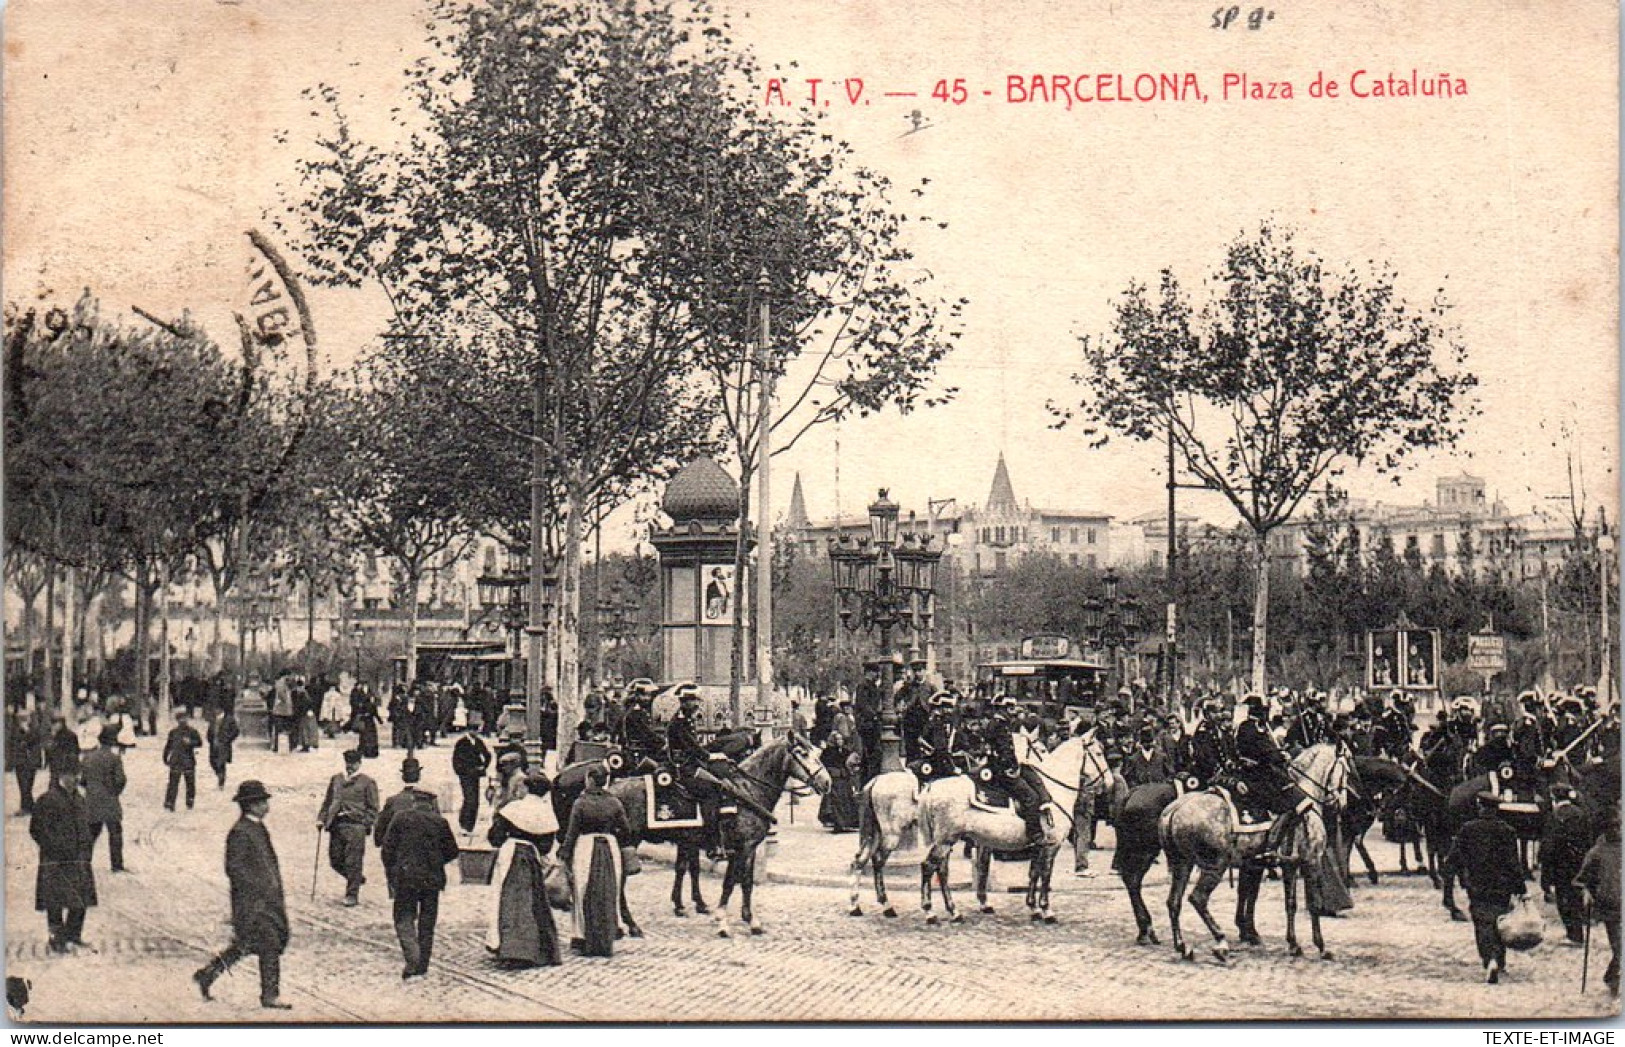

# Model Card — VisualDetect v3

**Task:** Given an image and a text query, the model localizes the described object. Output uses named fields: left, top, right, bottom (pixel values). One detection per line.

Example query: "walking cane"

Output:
left=1582, top=896, right=1593, bottom=993
left=310, top=826, right=324, bottom=901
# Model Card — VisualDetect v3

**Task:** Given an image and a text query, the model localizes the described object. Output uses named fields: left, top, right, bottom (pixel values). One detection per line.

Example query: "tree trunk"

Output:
left=554, top=473, right=586, bottom=761
left=43, top=561, right=55, bottom=701
left=1250, top=531, right=1271, bottom=695
left=211, top=577, right=228, bottom=675
left=19, top=580, right=34, bottom=689
left=59, top=565, right=75, bottom=720
left=405, top=565, right=421, bottom=684
left=135, top=561, right=152, bottom=724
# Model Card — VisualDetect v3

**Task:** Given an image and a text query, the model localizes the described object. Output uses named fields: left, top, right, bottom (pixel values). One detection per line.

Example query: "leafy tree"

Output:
left=1056, top=220, right=1478, bottom=692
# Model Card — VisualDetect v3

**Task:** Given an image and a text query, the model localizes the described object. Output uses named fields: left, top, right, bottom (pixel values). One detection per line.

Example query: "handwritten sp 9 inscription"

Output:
left=1213, top=6, right=1277, bottom=31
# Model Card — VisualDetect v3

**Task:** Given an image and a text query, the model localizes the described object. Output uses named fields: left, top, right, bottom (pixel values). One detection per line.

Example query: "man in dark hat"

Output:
left=80, top=723, right=128, bottom=873
left=1538, top=782, right=1593, bottom=944
left=379, top=763, right=460, bottom=979
left=616, top=686, right=662, bottom=766
left=451, top=724, right=491, bottom=834
left=317, top=750, right=378, bottom=906
left=193, top=781, right=291, bottom=1009
left=45, top=716, right=79, bottom=778
left=1233, top=694, right=1307, bottom=861
left=162, top=711, right=203, bottom=812
left=1122, top=722, right=1174, bottom=789
left=1450, top=790, right=1527, bottom=983
left=375, top=756, right=440, bottom=851
left=1471, top=721, right=1516, bottom=782
left=30, top=763, right=96, bottom=954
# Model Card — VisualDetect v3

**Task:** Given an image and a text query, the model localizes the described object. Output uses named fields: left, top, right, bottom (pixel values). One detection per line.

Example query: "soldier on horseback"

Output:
left=1178, top=697, right=1227, bottom=787
left=1374, top=690, right=1416, bottom=760
left=1233, top=694, right=1310, bottom=861
left=1470, top=721, right=1516, bottom=786
left=918, top=692, right=961, bottom=768
left=984, top=695, right=1049, bottom=849
left=615, top=682, right=663, bottom=767
left=666, top=689, right=776, bottom=860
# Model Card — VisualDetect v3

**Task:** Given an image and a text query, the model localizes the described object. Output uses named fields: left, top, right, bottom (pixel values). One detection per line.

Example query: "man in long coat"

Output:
left=193, top=780, right=291, bottom=1009
left=1451, top=791, right=1529, bottom=984
left=81, top=723, right=128, bottom=873
left=380, top=774, right=460, bottom=978
left=1538, top=782, right=1593, bottom=944
left=31, top=764, right=96, bottom=954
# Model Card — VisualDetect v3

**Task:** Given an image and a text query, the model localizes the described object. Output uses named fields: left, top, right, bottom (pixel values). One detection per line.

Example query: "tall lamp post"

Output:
left=1081, top=566, right=1142, bottom=709
left=829, top=490, right=942, bottom=773
left=483, top=546, right=558, bottom=758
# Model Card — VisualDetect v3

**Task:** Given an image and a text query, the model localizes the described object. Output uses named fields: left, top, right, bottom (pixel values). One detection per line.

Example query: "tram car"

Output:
left=973, top=634, right=1108, bottom=720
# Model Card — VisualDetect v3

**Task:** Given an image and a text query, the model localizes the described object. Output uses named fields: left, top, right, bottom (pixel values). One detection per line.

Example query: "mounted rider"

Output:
left=1233, top=694, right=1310, bottom=860
left=1469, top=721, right=1517, bottom=788
left=1373, top=690, right=1416, bottom=760
left=614, top=680, right=664, bottom=766
left=918, top=691, right=961, bottom=767
left=665, top=687, right=776, bottom=855
left=983, top=694, right=1050, bottom=849
left=1178, top=697, right=1228, bottom=787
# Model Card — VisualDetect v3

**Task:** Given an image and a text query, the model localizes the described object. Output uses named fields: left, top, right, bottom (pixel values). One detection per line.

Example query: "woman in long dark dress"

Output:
left=818, top=733, right=860, bottom=832
left=350, top=686, right=382, bottom=760
left=559, top=766, right=633, bottom=957
left=485, top=771, right=562, bottom=966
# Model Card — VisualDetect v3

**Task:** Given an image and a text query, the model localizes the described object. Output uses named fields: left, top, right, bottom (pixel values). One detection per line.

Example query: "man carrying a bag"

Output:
left=1450, top=790, right=1529, bottom=984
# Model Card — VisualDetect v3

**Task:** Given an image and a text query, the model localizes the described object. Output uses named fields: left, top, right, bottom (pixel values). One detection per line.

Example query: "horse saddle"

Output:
left=642, top=771, right=705, bottom=829
left=1212, top=784, right=1274, bottom=834
left=970, top=774, right=1017, bottom=814
left=908, top=755, right=958, bottom=784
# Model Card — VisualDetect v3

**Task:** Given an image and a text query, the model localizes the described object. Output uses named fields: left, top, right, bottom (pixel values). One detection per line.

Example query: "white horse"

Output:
left=848, top=733, right=1113, bottom=923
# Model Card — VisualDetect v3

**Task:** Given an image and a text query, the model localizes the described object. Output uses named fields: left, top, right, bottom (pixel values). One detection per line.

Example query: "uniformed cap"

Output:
left=674, top=683, right=701, bottom=703
left=1488, top=722, right=1510, bottom=735
left=1243, top=694, right=1268, bottom=710
left=629, top=678, right=658, bottom=694
left=989, top=694, right=1018, bottom=708
left=928, top=690, right=957, bottom=708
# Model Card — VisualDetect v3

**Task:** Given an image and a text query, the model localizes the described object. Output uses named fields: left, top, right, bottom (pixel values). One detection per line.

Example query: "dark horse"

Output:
left=554, top=732, right=828, bottom=936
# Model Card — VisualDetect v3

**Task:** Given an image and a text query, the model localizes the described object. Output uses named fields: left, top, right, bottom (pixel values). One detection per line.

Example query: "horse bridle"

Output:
left=1286, top=746, right=1349, bottom=809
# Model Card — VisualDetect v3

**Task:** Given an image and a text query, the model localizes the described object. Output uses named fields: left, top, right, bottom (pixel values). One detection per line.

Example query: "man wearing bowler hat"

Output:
left=192, top=781, right=291, bottom=1009
left=379, top=760, right=460, bottom=978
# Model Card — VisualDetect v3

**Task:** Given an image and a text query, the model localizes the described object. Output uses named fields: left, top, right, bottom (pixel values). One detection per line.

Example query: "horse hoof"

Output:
left=1320, top=950, right=1335, bottom=962
left=950, top=913, right=965, bottom=925
left=1449, top=909, right=1468, bottom=923
left=926, top=914, right=939, bottom=926
left=1212, top=945, right=1229, bottom=965
left=1368, top=873, right=1380, bottom=886
left=1148, top=931, right=1161, bottom=945
left=694, top=903, right=711, bottom=916
left=1288, top=944, right=1304, bottom=958
left=1179, top=945, right=1195, bottom=962
left=628, top=926, right=644, bottom=939
left=1030, top=912, right=1043, bottom=922
left=1240, top=933, right=1262, bottom=947
left=750, top=925, right=764, bottom=936
left=848, top=906, right=863, bottom=918
left=1137, top=931, right=1152, bottom=946
left=1043, top=914, right=1058, bottom=925
left=882, top=907, right=898, bottom=919
left=717, top=927, right=731, bottom=939
left=980, top=906, right=996, bottom=915
left=674, top=907, right=687, bottom=918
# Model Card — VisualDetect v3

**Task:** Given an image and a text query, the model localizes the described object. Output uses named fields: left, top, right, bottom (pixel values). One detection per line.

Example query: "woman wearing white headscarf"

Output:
left=484, top=771, right=562, bottom=967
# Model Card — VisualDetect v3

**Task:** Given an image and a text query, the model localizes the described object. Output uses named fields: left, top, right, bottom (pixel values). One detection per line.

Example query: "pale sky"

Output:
left=5, top=0, right=1618, bottom=548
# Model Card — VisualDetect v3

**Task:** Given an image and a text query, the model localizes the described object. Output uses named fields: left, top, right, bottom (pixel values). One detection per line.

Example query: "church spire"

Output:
left=986, top=453, right=1018, bottom=511
left=786, top=472, right=810, bottom=531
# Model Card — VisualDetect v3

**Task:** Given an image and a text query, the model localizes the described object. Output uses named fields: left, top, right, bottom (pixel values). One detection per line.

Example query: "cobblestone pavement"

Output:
left=5, top=738, right=1617, bottom=1023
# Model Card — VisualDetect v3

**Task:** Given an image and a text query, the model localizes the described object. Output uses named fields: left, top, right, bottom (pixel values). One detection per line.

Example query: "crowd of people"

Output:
left=9, top=660, right=1622, bottom=1004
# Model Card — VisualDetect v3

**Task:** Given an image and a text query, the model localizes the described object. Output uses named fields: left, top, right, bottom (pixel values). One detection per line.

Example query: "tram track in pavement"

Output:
left=130, top=801, right=589, bottom=1021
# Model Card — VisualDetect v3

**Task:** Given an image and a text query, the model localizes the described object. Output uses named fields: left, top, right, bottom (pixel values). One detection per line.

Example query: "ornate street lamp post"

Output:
left=484, top=546, right=558, bottom=757
left=829, top=490, right=943, bottom=773
left=1082, top=566, right=1142, bottom=708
